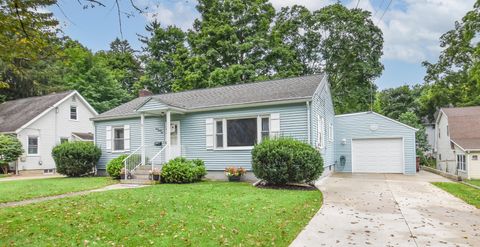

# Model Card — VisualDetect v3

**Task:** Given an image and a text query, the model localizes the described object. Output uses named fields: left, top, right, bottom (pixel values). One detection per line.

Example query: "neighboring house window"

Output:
left=261, top=117, right=270, bottom=141
left=44, top=169, right=54, bottom=174
left=472, top=155, right=479, bottom=161
left=215, top=120, right=223, bottom=148
left=214, top=116, right=269, bottom=148
left=457, top=154, right=466, bottom=171
left=439, top=154, right=442, bottom=160
left=113, top=127, right=125, bottom=151
left=446, top=125, right=449, bottom=136
left=28, top=136, right=38, bottom=155
left=60, top=137, right=69, bottom=144
left=317, top=116, right=324, bottom=149
left=438, top=128, right=441, bottom=138
left=70, top=106, right=77, bottom=120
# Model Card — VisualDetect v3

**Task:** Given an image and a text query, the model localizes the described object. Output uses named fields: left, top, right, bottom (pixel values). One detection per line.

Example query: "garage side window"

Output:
left=457, top=154, right=466, bottom=171
left=317, top=116, right=324, bottom=149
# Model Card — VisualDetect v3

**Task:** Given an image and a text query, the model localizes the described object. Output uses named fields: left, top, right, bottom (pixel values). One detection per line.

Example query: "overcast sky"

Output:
left=51, top=0, right=475, bottom=89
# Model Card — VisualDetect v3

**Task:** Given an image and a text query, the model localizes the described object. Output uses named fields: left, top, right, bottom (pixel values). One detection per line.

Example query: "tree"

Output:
left=421, top=0, right=480, bottom=121
left=0, top=0, right=60, bottom=100
left=49, top=40, right=131, bottom=113
left=0, top=134, right=23, bottom=174
left=140, top=21, right=188, bottom=93
left=315, top=4, right=383, bottom=114
left=398, top=112, right=430, bottom=154
left=140, top=2, right=383, bottom=110
left=374, top=85, right=423, bottom=120
left=96, top=38, right=142, bottom=95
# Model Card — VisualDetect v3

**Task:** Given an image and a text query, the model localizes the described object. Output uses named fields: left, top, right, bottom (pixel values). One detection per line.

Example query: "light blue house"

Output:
left=91, top=74, right=417, bottom=180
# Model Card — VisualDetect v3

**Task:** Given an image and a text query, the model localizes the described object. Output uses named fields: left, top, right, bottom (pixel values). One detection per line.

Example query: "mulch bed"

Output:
left=255, top=182, right=317, bottom=191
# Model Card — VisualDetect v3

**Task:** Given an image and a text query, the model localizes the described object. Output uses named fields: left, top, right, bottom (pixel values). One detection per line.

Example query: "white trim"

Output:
left=169, top=121, right=181, bottom=158
left=15, top=91, right=97, bottom=134
left=306, top=102, right=311, bottom=145
left=112, top=126, right=126, bottom=152
left=335, top=111, right=418, bottom=131
left=351, top=137, right=406, bottom=174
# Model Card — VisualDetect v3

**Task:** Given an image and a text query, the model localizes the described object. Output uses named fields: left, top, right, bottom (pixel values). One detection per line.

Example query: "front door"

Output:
left=170, top=121, right=181, bottom=159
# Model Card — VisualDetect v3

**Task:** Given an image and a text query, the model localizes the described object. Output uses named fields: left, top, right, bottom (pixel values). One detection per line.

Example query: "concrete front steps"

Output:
left=120, top=165, right=161, bottom=185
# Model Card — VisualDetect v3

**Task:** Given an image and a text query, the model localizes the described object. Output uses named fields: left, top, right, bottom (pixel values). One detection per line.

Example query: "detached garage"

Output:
left=334, top=112, right=417, bottom=174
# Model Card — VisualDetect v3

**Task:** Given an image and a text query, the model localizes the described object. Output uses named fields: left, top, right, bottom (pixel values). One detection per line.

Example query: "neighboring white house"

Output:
left=434, top=106, right=480, bottom=179
left=0, top=91, right=97, bottom=175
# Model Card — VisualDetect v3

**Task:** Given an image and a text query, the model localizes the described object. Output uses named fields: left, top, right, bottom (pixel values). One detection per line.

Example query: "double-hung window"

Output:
left=214, top=116, right=269, bottom=149
left=457, top=154, right=466, bottom=171
left=70, top=106, right=77, bottom=120
left=28, top=136, right=38, bottom=155
left=317, top=116, right=324, bottom=149
left=215, top=120, right=224, bottom=148
left=113, top=127, right=125, bottom=151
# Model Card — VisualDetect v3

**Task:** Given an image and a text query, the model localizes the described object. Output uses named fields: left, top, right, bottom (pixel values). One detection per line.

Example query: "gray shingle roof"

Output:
left=441, top=106, right=480, bottom=150
left=0, top=91, right=74, bottom=133
left=94, top=74, right=325, bottom=120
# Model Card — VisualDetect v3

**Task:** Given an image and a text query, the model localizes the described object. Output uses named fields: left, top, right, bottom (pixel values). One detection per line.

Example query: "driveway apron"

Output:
left=290, top=171, right=480, bottom=247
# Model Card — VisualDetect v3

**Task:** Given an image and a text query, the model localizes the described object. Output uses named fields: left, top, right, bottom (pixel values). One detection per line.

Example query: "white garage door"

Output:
left=352, top=138, right=404, bottom=173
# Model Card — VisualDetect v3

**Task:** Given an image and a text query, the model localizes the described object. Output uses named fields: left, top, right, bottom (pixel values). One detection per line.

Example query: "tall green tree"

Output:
left=374, top=85, right=423, bottom=120
left=315, top=4, right=383, bottom=114
left=421, top=0, right=480, bottom=121
left=96, top=38, right=142, bottom=95
left=140, top=21, right=188, bottom=93
left=398, top=112, right=430, bottom=154
left=0, top=0, right=60, bottom=100
left=50, top=40, right=131, bottom=113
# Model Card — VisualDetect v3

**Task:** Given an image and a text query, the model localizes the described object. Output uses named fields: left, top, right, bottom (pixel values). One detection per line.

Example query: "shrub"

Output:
left=52, top=142, right=101, bottom=177
left=161, top=157, right=206, bottom=183
left=0, top=134, right=23, bottom=174
left=106, top=154, right=128, bottom=178
left=252, top=137, right=323, bottom=185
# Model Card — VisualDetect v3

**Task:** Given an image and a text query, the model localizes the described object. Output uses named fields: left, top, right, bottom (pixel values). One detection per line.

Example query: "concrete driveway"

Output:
left=290, top=171, right=480, bottom=247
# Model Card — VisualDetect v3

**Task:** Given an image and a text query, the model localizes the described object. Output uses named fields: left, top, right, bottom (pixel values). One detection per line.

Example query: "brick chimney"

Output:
left=139, top=88, right=153, bottom=97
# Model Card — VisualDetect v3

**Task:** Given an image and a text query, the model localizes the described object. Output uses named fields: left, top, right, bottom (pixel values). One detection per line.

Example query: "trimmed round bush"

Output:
left=52, top=142, right=101, bottom=177
left=161, top=157, right=206, bottom=183
left=252, top=137, right=323, bottom=185
left=106, top=154, right=128, bottom=178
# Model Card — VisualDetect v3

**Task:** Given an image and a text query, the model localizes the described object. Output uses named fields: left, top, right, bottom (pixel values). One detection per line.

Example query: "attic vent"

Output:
left=72, top=95, right=76, bottom=102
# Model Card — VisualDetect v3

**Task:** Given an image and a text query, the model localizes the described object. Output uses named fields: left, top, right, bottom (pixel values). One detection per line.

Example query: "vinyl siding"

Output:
left=138, top=98, right=169, bottom=111
left=310, top=78, right=335, bottom=167
left=172, top=103, right=308, bottom=170
left=334, top=112, right=417, bottom=174
left=95, top=103, right=308, bottom=171
left=95, top=117, right=165, bottom=170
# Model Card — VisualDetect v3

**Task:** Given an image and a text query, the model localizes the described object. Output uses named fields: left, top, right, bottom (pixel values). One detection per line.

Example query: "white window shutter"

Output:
left=124, top=125, right=130, bottom=151
left=106, top=126, right=112, bottom=152
left=205, top=118, right=214, bottom=149
left=270, top=113, right=280, bottom=137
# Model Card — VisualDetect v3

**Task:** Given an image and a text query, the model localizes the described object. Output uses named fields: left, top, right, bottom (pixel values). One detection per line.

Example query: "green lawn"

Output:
left=432, top=182, right=480, bottom=208
left=0, top=177, right=117, bottom=203
left=0, top=174, right=9, bottom=178
left=466, top=179, right=480, bottom=187
left=0, top=182, right=321, bottom=246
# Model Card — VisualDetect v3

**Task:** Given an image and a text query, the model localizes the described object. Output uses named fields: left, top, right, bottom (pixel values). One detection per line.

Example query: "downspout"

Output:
left=306, top=101, right=311, bottom=145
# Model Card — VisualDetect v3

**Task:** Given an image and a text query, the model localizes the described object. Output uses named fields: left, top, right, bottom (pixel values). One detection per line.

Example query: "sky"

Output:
left=50, top=0, right=476, bottom=89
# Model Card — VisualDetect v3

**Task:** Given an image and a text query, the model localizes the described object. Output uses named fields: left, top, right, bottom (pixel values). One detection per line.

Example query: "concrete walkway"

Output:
left=0, top=184, right=147, bottom=208
left=291, top=171, right=480, bottom=247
